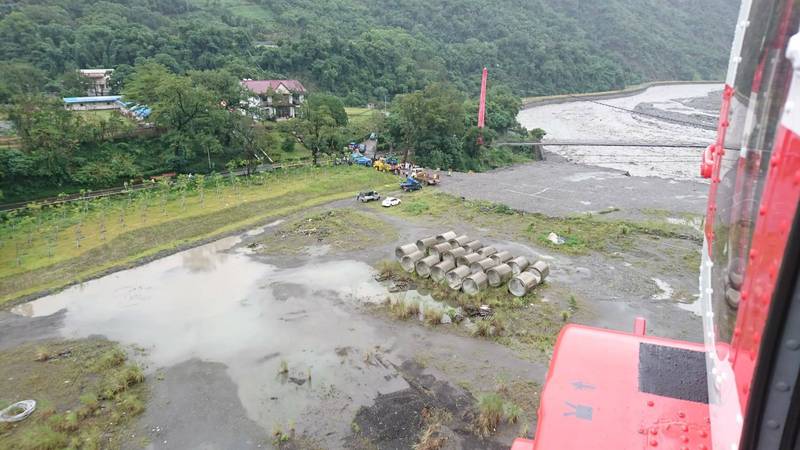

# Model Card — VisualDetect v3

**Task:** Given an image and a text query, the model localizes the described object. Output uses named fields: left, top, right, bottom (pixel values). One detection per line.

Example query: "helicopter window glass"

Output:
left=710, top=0, right=797, bottom=344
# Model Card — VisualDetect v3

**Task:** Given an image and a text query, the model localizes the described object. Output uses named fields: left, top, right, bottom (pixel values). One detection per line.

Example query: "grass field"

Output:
left=0, top=166, right=398, bottom=305
left=0, top=339, right=146, bottom=449
left=345, top=107, right=378, bottom=127
left=375, top=190, right=702, bottom=256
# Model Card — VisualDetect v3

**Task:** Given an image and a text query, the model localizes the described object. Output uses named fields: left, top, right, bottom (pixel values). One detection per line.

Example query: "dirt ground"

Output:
left=439, top=153, right=708, bottom=221
left=0, top=153, right=706, bottom=449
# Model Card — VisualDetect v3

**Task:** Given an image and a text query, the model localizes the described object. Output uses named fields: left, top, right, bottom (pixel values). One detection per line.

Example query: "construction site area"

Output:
left=0, top=83, right=710, bottom=449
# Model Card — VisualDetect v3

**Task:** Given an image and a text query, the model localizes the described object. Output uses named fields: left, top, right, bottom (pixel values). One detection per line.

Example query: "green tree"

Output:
left=0, top=62, right=46, bottom=102
left=305, top=94, right=348, bottom=127
left=53, top=71, right=94, bottom=97
left=125, top=63, right=227, bottom=170
left=297, top=102, right=339, bottom=165
left=8, top=95, right=84, bottom=181
left=229, top=115, right=275, bottom=173
left=389, top=83, right=465, bottom=167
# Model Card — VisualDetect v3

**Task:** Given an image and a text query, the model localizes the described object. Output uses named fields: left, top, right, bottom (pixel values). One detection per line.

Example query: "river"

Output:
left=517, top=83, right=722, bottom=180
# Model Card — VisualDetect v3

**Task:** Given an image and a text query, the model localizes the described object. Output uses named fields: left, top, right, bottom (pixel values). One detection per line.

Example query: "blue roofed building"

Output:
left=63, top=95, right=123, bottom=111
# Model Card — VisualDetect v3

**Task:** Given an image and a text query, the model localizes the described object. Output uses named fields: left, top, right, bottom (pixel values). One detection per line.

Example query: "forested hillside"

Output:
left=0, top=0, right=737, bottom=102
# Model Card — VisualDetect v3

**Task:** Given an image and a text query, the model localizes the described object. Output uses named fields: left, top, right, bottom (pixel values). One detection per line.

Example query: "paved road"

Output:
left=438, top=155, right=708, bottom=220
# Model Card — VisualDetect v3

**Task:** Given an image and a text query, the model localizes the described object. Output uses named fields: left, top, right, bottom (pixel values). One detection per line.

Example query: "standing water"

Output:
left=11, top=234, right=407, bottom=440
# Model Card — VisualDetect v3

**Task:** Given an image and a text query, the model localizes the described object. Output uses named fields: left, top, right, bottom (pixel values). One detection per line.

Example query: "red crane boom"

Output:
left=477, top=67, right=488, bottom=144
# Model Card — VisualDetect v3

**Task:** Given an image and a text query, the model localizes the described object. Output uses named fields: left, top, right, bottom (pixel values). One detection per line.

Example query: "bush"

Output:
left=423, top=306, right=443, bottom=325
left=503, top=402, right=522, bottom=424
left=101, top=365, right=144, bottom=399
left=477, top=393, right=504, bottom=437
left=281, top=135, right=295, bottom=152
left=480, top=147, right=515, bottom=169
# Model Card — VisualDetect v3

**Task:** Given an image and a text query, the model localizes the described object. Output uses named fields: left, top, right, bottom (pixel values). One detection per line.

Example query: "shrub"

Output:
left=19, top=425, right=69, bottom=450
left=423, top=306, right=443, bottom=325
left=92, top=347, right=126, bottom=371
left=503, top=402, right=522, bottom=424
left=476, top=393, right=504, bottom=437
left=118, top=393, right=144, bottom=415
left=281, top=135, right=295, bottom=152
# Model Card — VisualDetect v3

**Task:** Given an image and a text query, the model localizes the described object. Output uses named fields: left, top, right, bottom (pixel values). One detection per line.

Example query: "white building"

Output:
left=241, top=79, right=307, bottom=119
left=79, top=69, right=114, bottom=96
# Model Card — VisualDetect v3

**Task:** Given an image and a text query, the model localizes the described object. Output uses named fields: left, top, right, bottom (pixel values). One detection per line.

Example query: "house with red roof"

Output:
left=241, top=79, right=307, bottom=120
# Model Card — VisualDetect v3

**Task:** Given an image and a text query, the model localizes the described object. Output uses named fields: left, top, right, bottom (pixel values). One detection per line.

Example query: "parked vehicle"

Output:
left=354, top=156, right=372, bottom=166
left=357, top=191, right=381, bottom=202
left=414, top=170, right=440, bottom=186
left=400, top=177, right=421, bottom=192
left=381, top=197, right=401, bottom=207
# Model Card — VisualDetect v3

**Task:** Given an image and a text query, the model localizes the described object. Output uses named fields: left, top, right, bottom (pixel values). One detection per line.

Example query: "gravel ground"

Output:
left=439, top=153, right=708, bottom=221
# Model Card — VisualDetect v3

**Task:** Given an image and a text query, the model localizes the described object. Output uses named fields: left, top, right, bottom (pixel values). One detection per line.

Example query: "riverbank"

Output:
left=521, top=80, right=722, bottom=108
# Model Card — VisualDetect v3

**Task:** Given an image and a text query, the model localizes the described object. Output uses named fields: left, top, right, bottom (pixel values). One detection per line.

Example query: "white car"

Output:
left=382, top=197, right=401, bottom=207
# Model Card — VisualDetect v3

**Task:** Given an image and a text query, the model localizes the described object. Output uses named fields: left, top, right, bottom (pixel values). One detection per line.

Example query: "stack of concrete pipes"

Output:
left=394, top=231, right=549, bottom=297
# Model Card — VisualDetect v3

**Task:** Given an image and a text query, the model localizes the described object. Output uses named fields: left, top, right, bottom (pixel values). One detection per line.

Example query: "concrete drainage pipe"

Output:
left=463, top=240, right=482, bottom=252
left=416, top=236, right=438, bottom=252
left=436, top=231, right=457, bottom=243
left=456, top=252, right=483, bottom=267
left=487, top=263, right=513, bottom=287
left=431, top=260, right=455, bottom=282
left=508, top=256, right=531, bottom=275
left=489, top=250, right=513, bottom=264
left=429, top=242, right=453, bottom=258
left=469, top=258, right=498, bottom=274
left=443, top=247, right=467, bottom=264
left=446, top=266, right=472, bottom=290
left=530, top=260, right=550, bottom=280
left=400, top=250, right=425, bottom=272
left=477, top=246, right=497, bottom=258
left=508, top=269, right=543, bottom=297
left=415, top=254, right=441, bottom=278
left=462, top=272, right=488, bottom=295
left=448, top=234, right=471, bottom=247
left=396, top=243, right=420, bottom=259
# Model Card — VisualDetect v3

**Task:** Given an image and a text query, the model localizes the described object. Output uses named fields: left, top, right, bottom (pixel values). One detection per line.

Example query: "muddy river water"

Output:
left=518, top=83, right=722, bottom=180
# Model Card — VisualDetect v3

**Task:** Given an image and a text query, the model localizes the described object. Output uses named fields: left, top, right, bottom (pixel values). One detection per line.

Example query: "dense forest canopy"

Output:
left=0, top=0, right=737, bottom=102
left=0, top=0, right=738, bottom=201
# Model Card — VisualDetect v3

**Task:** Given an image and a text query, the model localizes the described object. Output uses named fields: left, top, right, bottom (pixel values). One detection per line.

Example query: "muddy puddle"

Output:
left=11, top=234, right=414, bottom=442
left=9, top=226, right=550, bottom=448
